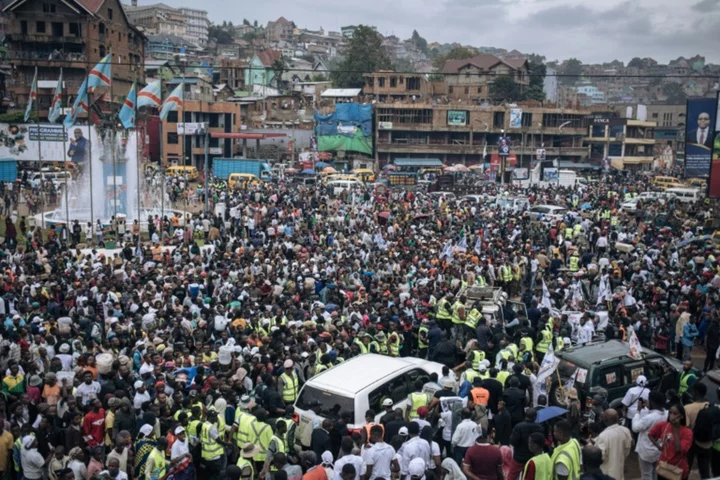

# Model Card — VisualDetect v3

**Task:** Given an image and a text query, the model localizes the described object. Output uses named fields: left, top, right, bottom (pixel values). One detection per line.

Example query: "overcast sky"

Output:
left=155, top=0, right=720, bottom=64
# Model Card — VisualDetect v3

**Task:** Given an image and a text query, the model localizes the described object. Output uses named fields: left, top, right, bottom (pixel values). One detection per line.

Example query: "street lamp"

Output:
left=558, top=120, right=573, bottom=164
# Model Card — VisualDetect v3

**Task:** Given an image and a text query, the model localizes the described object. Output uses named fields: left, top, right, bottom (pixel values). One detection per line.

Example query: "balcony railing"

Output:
left=8, top=33, right=83, bottom=44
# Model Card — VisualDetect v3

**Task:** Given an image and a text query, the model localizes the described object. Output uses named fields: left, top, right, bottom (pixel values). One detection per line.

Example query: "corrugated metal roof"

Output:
left=321, top=88, right=362, bottom=97
left=393, top=158, right=443, bottom=167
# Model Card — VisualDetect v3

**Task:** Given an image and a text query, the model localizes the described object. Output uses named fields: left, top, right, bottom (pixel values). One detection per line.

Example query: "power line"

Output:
left=6, top=58, right=720, bottom=79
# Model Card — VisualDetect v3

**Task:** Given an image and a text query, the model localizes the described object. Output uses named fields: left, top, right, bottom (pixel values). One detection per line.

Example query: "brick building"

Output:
left=442, top=54, right=529, bottom=103
left=265, top=16, right=294, bottom=43
left=4, top=0, right=145, bottom=118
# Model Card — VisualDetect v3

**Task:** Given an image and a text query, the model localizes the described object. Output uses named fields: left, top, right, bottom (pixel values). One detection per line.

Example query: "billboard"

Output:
left=509, top=108, right=523, bottom=128
left=447, top=110, right=467, bottom=127
left=709, top=92, right=720, bottom=198
left=177, top=122, right=207, bottom=135
left=544, top=168, right=559, bottom=182
left=0, top=123, right=98, bottom=163
left=498, top=135, right=510, bottom=157
left=684, top=97, right=717, bottom=178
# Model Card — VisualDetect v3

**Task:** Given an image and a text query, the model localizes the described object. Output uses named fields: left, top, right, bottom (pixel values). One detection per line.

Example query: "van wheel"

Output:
left=549, top=383, right=565, bottom=407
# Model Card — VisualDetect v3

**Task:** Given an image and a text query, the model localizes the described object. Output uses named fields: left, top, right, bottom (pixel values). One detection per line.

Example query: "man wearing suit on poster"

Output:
left=687, top=112, right=713, bottom=149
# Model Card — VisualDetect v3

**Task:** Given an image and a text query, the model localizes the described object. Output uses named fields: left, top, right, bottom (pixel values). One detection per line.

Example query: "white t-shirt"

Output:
left=75, top=381, right=101, bottom=406
left=333, top=454, right=366, bottom=480
left=365, top=442, right=395, bottom=480
left=622, top=386, right=649, bottom=419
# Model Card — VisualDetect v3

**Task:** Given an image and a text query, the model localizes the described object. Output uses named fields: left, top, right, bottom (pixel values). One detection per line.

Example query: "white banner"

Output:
left=628, top=328, right=642, bottom=360
left=177, top=122, right=207, bottom=135
left=0, top=123, right=99, bottom=163
left=534, top=342, right=559, bottom=406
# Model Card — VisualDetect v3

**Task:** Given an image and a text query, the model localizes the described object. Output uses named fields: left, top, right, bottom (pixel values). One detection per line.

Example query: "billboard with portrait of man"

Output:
left=684, top=98, right=717, bottom=178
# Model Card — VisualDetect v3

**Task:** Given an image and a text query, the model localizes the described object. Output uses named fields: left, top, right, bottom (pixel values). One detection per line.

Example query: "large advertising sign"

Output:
left=0, top=123, right=97, bottom=163
left=447, top=110, right=467, bottom=127
left=684, top=98, right=717, bottom=178
left=509, top=108, right=523, bottom=128
left=709, top=93, right=720, bottom=198
left=498, top=135, right=510, bottom=157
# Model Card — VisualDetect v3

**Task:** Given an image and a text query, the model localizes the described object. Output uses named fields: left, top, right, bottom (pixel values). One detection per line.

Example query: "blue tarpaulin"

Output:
left=314, top=102, right=373, bottom=137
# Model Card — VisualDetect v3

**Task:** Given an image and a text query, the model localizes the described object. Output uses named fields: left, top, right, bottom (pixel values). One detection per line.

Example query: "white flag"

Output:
left=541, top=280, right=553, bottom=310
left=440, top=239, right=454, bottom=260
left=596, top=275, right=607, bottom=307
left=474, top=236, right=482, bottom=255
left=627, top=328, right=642, bottom=360
left=455, top=236, right=468, bottom=253
left=534, top=341, right=560, bottom=406
left=564, top=370, right=578, bottom=392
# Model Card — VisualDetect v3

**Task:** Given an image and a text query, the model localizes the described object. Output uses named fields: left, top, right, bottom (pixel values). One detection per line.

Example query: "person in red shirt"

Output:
left=648, top=404, right=693, bottom=480
left=462, top=426, right=503, bottom=480
left=81, top=399, right=106, bottom=449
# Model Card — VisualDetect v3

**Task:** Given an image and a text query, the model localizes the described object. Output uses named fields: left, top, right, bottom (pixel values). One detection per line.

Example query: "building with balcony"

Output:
left=441, top=54, right=529, bottom=103
left=364, top=71, right=436, bottom=103
left=614, top=103, right=686, bottom=164
left=4, top=0, right=145, bottom=118
left=374, top=103, right=591, bottom=167
left=586, top=116, right=657, bottom=170
left=124, top=3, right=187, bottom=37
left=179, top=7, right=208, bottom=45
left=161, top=76, right=242, bottom=167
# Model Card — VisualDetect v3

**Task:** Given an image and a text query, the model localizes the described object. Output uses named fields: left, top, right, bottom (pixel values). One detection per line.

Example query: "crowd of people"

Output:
left=0, top=168, right=720, bottom=480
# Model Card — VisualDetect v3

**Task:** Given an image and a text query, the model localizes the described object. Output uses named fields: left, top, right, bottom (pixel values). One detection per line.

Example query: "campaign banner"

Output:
left=512, top=168, right=528, bottom=180
left=498, top=135, right=510, bottom=157
left=544, top=167, right=559, bottom=182
left=509, top=108, right=522, bottom=128
left=447, top=110, right=467, bottom=127
left=177, top=122, right=207, bottom=135
left=708, top=92, right=720, bottom=198
left=0, top=123, right=98, bottom=163
left=684, top=97, right=717, bottom=178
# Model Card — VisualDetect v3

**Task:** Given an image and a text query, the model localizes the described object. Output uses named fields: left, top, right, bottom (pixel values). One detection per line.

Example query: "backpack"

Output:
left=693, top=404, right=718, bottom=443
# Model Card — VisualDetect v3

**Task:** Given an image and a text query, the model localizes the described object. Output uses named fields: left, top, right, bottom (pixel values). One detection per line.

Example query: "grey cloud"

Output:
left=691, top=0, right=720, bottom=12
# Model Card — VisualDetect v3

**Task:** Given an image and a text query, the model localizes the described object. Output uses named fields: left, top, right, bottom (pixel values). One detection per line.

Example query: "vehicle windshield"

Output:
left=296, top=385, right=355, bottom=420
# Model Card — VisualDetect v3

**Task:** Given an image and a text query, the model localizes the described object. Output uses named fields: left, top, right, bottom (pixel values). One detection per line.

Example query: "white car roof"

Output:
left=308, top=354, right=438, bottom=395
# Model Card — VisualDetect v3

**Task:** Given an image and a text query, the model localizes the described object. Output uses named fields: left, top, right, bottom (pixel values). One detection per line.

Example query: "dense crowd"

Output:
left=1, top=169, right=720, bottom=480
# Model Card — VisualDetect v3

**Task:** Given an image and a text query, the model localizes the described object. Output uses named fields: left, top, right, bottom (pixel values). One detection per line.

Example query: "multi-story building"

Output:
left=219, top=58, right=246, bottom=91
left=614, top=103, right=686, bottom=164
left=124, top=3, right=187, bottom=37
left=586, top=114, right=657, bottom=171
left=161, top=76, right=242, bottom=167
left=234, top=24, right=256, bottom=37
left=265, top=17, right=294, bottom=43
left=441, top=54, right=529, bottom=103
left=576, top=84, right=606, bottom=105
left=4, top=0, right=145, bottom=117
left=245, top=50, right=282, bottom=87
left=179, top=7, right=208, bottom=45
left=364, top=71, right=436, bottom=103
left=341, top=25, right=356, bottom=39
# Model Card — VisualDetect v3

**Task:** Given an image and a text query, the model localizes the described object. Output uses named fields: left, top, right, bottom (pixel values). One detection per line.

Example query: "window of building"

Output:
left=608, top=143, right=622, bottom=156
left=652, top=112, right=658, bottom=118
left=378, top=77, right=385, bottom=87
left=477, top=86, right=482, bottom=94
left=464, top=86, right=469, bottom=94
left=209, top=114, right=219, bottom=128
left=399, top=76, right=404, bottom=84
left=99, top=45, right=105, bottom=57
left=493, top=111, right=505, bottom=128
left=166, top=111, right=178, bottom=123
left=36, top=21, right=46, bottom=33
left=591, top=125, right=605, bottom=138
left=69, top=22, right=80, bottom=36
left=108, top=8, right=113, bottom=19
left=99, top=23, right=105, bottom=34
left=521, top=113, right=532, bottom=127
left=20, top=20, right=27, bottom=34
left=52, top=22, right=63, bottom=37
left=609, top=124, right=624, bottom=140
left=449, top=86, right=454, bottom=94
left=406, top=77, right=420, bottom=90
left=390, top=77, right=397, bottom=88
left=42, top=3, right=56, bottom=12
left=167, top=132, right=178, bottom=144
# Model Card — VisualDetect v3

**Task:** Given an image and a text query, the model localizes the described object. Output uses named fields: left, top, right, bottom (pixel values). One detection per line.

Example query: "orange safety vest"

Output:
left=363, top=422, right=384, bottom=443
left=470, top=387, right=490, bottom=406
left=171, top=216, right=180, bottom=227
left=152, top=247, right=163, bottom=261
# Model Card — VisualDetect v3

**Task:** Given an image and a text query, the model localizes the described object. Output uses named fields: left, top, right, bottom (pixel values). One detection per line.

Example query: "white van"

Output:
left=496, top=195, right=530, bottom=213
left=665, top=187, right=702, bottom=203
left=326, top=179, right=363, bottom=196
left=294, top=354, right=445, bottom=445
left=29, top=171, right=72, bottom=188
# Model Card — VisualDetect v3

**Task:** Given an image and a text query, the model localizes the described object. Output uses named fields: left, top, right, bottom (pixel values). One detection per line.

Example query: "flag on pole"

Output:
left=137, top=80, right=162, bottom=108
left=533, top=341, right=560, bottom=406
left=24, top=67, right=38, bottom=122
left=474, top=236, right=482, bottom=255
left=541, top=280, right=553, bottom=310
left=63, top=78, right=89, bottom=129
left=48, top=70, right=63, bottom=123
left=482, top=142, right=487, bottom=160
left=455, top=236, right=467, bottom=253
left=118, top=82, right=136, bottom=129
left=87, top=54, right=112, bottom=93
left=159, top=82, right=183, bottom=121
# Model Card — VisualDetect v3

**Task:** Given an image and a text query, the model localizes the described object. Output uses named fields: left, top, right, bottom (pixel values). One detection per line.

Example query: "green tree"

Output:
left=525, top=59, right=546, bottom=102
left=311, top=73, right=328, bottom=82
left=662, top=82, right=686, bottom=103
left=209, top=24, right=233, bottom=44
left=243, top=18, right=250, bottom=25
left=490, top=76, right=522, bottom=103
left=559, top=58, right=582, bottom=85
left=628, top=57, right=643, bottom=68
left=272, top=58, right=288, bottom=89
left=431, top=46, right=475, bottom=72
left=253, top=20, right=258, bottom=27
left=392, top=57, right=414, bottom=73
left=410, top=30, right=428, bottom=55
left=330, top=25, right=391, bottom=88
left=526, top=53, right=546, bottom=65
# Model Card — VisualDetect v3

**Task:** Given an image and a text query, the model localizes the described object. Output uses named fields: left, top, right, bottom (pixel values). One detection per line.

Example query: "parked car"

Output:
left=551, top=340, right=697, bottom=408
left=294, top=354, right=444, bottom=445
left=525, top=204, right=568, bottom=224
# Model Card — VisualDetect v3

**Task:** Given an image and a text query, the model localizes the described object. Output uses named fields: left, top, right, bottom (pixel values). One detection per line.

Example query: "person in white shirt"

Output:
left=333, top=437, right=366, bottom=480
left=132, top=381, right=151, bottom=411
left=632, top=390, right=667, bottom=480
left=75, top=371, right=101, bottom=407
left=577, top=317, right=594, bottom=345
left=450, top=409, right=477, bottom=466
left=364, top=425, right=394, bottom=480
left=100, top=457, right=129, bottom=480
left=622, top=375, right=650, bottom=421
left=398, top=423, right=432, bottom=477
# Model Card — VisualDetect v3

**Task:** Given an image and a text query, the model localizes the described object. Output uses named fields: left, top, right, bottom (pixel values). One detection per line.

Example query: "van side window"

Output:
left=404, top=368, right=430, bottom=387
left=368, top=376, right=410, bottom=412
